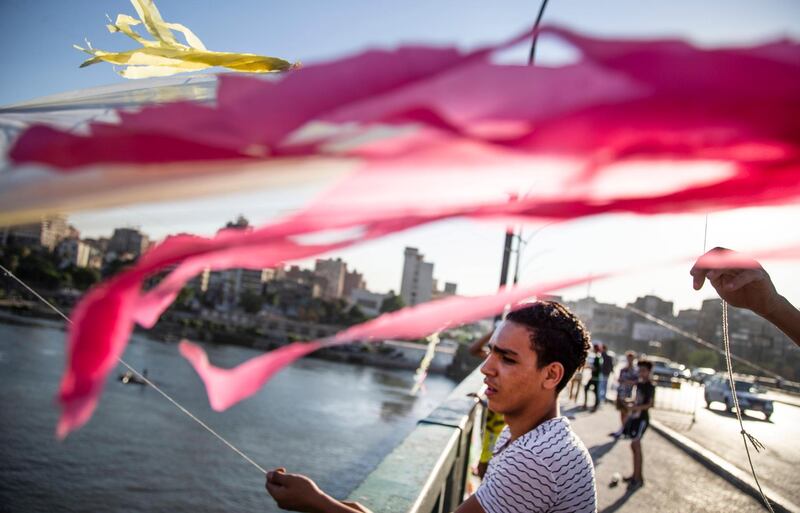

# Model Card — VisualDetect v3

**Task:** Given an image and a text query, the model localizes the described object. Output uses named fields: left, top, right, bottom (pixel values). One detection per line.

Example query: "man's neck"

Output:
left=505, top=398, right=559, bottom=442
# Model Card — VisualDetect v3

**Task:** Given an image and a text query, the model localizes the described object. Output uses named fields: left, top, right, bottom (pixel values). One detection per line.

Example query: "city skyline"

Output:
left=63, top=199, right=800, bottom=313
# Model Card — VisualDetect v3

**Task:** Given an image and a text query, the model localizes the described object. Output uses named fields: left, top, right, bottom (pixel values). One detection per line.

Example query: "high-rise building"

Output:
left=630, top=295, right=674, bottom=319
left=6, top=214, right=70, bottom=251
left=400, top=247, right=434, bottom=306
left=315, top=258, right=347, bottom=299
left=56, top=239, right=93, bottom=268
left=108, top=228, right=149, bottom=258
left=343, top=270, right=365, bottom=298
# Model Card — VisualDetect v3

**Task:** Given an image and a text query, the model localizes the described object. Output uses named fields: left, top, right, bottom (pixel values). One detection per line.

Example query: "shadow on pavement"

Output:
left=588, top=439, right=618, bottom=465
left=562, top=404, right=584, bottom=418
left=600, top=486, right=640, bottom=513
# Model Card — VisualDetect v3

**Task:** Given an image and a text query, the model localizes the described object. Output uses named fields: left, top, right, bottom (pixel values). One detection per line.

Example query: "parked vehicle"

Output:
left=691, top=367, right=715, bottom=383
left=648, top=357, right=682, bottom=385
left=670, top=362, right=691, bottom=380
left=704, top=375, right=774, bottom=421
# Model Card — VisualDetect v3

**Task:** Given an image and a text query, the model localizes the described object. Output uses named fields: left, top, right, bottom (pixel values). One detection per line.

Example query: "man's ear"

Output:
left=542, top=362, right=565, bottom=391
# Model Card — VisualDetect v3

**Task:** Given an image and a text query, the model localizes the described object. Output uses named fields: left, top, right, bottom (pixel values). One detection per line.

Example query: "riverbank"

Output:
left=0, top=307, right=461, bottom=378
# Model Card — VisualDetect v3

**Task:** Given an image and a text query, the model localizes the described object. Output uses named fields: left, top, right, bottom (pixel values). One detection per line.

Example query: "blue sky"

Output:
left=1, top=1, right=799, bottom=311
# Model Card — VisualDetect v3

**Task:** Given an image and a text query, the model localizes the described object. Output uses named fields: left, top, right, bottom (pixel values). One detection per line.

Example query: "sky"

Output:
left=1, top=0, right=799, bottom=312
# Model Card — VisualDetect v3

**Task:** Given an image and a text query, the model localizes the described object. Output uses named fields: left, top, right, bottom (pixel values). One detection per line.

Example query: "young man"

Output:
left=265, top=301, right=597, bottom=513
left=610, top=351, right=638, bottom=438
left=621, top=360, right=655, bottom=489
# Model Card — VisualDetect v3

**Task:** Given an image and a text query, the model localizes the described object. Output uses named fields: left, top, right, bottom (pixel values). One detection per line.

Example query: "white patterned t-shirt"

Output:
left=475, top=417, right=597, bottom=513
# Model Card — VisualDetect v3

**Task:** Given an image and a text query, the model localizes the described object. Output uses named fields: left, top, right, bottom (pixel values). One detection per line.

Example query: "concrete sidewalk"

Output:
left=561, top=398, right=767, bottom=513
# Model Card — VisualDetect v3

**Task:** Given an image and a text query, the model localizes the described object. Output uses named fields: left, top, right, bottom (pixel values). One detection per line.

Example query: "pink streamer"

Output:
left=179, top=340, right=321, bottom=411
left=9, top=27, right=798, bottom=436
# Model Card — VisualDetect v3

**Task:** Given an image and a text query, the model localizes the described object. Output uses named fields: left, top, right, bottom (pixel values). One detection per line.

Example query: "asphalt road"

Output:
left=651, top=382, right=800, bottom=507
left=560, top=396, right=767, bottom=513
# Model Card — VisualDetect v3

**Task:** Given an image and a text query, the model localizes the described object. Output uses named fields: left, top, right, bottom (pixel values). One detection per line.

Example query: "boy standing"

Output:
left=610, top=351, right=638, bottom=438
left=622, top=360, right=655, bottom=489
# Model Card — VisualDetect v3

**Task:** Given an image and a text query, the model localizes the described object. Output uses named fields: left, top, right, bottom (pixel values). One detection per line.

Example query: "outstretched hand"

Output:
left=690, top=247, right=800, bottom=347
left=690, top=247, right=781, bottom=317
left=265, top=468, right=373, bottom=513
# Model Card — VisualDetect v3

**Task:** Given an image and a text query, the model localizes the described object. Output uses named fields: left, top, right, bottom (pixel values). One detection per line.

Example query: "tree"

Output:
left=71, top=267, right=101, bottom=291
left=103, top=257, right=135, bottom=278
left=380, top=291, right=404, bottom=313
left=240, top=290, right=264, bottom=314
left=687, top=349, right=719, bottom=369
left=175, top=286, right=196, bottom=309
left=345, top=305, right=368, bottom=326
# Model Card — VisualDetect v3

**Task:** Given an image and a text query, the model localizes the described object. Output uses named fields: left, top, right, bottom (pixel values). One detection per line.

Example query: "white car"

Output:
left=704, top=375, right=774, bottom=421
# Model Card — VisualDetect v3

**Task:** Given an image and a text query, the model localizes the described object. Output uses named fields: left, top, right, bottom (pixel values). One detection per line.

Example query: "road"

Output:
left=651, top=382, right=800, bottom=506
left=560, top=395, right=767, bottom=513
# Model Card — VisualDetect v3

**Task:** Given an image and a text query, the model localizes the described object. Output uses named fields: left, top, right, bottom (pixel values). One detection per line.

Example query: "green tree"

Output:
left=103, top=258, right=135, bottom=278
left=687, top=349, right=719, bottom=369
left=70, top=266, right=101, bottom=291
left=16, top=251, right=61, bottom=289
left=345, top=305, right=368, bottom=326
left=175, top=286, right=196, bottom=310
left=240, top=290, right=264, bottom=314
left=380, top=291, right=404, bottom=314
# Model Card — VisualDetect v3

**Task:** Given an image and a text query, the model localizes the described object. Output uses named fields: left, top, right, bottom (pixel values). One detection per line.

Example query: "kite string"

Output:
left=0, top=263, right=267, bottom=475
left=704, top=213, right=774, bottom=511
left=721, top=301, right=774, bottom=513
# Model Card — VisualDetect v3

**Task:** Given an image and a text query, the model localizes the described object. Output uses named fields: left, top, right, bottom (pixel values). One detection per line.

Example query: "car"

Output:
left=647, top=357, right=682, bottom=385
left=691, top=367, right=715, bottom=383
left=704, top=375, right=774, bottom=421
left=669, top=362, right=691, bottom=380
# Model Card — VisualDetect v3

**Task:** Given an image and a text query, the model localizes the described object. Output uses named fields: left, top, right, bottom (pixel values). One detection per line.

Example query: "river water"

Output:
left=0, top=320, right=456, bottom=512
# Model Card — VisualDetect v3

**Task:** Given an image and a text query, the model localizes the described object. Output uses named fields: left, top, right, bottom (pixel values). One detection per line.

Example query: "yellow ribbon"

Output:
left=75, top=0, right=293, bottom=78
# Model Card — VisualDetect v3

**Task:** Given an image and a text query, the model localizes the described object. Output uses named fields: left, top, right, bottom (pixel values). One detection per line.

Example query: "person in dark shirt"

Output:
left=582, top=344, right=603, bottom=411
left=621, top=360, right=654, bottom=489
left=599, top=344, right=614, bottom=403
left=610, top=351, right=638, bottom=438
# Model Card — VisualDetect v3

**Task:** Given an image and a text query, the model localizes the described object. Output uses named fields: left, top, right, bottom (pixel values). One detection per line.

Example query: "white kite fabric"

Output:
left=3, top=26, right=800, bottom=437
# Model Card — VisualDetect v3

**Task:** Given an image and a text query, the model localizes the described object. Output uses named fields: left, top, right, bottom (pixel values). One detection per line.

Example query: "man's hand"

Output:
left=265, top=468, right=328, bottom=513
left=691, top=247, right=800, bottom=347
left=265, top=469, right=371, bottom=513
left=690, top=247, right=781, bottom=317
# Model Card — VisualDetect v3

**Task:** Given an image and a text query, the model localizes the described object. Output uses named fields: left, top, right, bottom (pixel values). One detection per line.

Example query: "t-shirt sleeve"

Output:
left=476, top=450, right=557, bottom=513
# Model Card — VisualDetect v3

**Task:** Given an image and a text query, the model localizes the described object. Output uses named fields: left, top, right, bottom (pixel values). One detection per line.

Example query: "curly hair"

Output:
left=506, top=301, right=591, bottom=392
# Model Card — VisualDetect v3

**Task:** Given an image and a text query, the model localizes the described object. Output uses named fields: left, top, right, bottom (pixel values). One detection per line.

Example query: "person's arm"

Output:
left=468, top=331, right=494, bottom=358
left=691, top=247, right=800, bottom=347
left=265, top=469, right=373, bottom=513
left=453, top=494, right=486, bottom=513
left=628, top=399, right=653, bottom=413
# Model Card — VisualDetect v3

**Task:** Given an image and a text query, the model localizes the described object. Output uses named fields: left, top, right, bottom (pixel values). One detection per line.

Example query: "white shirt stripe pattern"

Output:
left=476, top=417, right=597, bottom=513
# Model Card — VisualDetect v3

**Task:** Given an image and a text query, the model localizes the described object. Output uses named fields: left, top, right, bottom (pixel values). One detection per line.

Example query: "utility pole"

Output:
left=498, top=229, right=514, bottom=289
left=495, top=228, right=515, bottom=322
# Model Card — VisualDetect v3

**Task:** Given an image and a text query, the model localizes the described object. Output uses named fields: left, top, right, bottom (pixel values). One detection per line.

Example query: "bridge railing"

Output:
left=347, top=366, right=485, bottom=513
